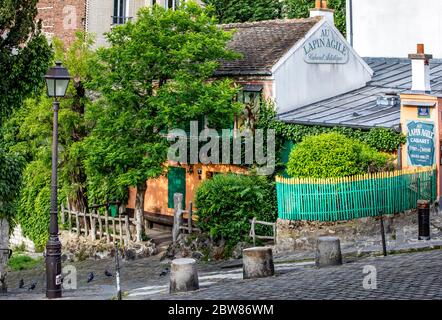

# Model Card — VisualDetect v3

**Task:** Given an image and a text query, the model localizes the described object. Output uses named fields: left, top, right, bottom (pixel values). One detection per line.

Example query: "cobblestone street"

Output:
left=2, top=248, right=441, bottom=300
left=152, top=249, right=442, bottom=300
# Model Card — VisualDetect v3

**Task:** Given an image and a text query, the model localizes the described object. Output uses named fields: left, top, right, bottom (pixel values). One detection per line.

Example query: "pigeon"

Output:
left=104, top=270, right=113, bottom=277
left=28, top=282, right=36, bottom=291
left=159, top=267, right=169, bottom=277
left=87, top=272, right=94, bottom=283
left=19, top=279, right=24, bottom=289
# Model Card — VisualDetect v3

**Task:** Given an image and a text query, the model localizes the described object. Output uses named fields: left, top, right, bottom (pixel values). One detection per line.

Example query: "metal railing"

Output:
left=111, top=16, right=133, bottom=26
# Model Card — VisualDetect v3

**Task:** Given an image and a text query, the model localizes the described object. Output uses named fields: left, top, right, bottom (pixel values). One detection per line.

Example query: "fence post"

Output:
left=173, top=193, right=183, bottom=244
left=83, top=210, right=88, bottom=237
left=89, top=208, right=96, bottom=241
left=60, top=204, right=65, bottom=226
left=251, top=217, right=256, bottom=246
left=112, top=217, right=116, bottom=242
left=96, top=208, right=102, bottom=240
left=105, top=204, right=110, bottom=243
left=124, top=215, right=131, bottom=244
left=67, top=201, right=72, bottom=232
left=188, top=202, right=193, bottom=234
left=273, top=222, right=277, bottom=243
left=118, top=215, right=123, bottom=242
left=75, top=211, right=80, bottom=236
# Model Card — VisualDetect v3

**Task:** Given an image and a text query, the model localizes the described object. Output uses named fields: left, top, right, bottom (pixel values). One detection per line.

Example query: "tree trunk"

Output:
left=135, top=183, right=147, bottom=242
left=66, top=79, right=88, bottom=215
left=0, top=218, right=10, bottom=293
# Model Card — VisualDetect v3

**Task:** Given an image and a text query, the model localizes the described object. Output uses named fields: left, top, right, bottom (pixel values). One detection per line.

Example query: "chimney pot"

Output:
left=409, top=43, right=432, bottom=92
left=310, top=0, right=334, bottom=25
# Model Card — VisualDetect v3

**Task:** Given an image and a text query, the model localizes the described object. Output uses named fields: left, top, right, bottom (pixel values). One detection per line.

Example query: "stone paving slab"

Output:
left=149, top=249, right=442, bottom=300
left=2, top=248, right=442, bottom=300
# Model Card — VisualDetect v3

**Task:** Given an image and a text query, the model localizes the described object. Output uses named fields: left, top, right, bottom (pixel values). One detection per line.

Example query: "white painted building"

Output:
left=86, top=0, right=201, bottom=48
left=217, top=7, right=373, bottom=115
left=346, top=0, right=442, bottom=58
left=272, top=18, right=372, bottom=113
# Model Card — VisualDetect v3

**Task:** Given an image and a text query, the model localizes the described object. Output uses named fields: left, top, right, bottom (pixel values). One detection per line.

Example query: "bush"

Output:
left=8, top=254, right=42, bottom=271
left=286, top=132, right=393, bottom=178
left=195, top=174, right=277, bottom=248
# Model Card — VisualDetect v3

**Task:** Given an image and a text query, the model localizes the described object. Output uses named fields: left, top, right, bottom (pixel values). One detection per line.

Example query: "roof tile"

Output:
left=215, top=17, right=322, bottom=76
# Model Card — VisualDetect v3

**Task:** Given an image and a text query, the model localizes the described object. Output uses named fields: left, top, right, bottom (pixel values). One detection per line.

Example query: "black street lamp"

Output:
left=44, top=61, right=71, bottom=299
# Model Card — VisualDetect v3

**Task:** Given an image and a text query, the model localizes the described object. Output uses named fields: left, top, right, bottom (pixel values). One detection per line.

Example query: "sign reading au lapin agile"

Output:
left=407, top=121, right=435, bottom=166
left=303, top=25, right=349, bottom=64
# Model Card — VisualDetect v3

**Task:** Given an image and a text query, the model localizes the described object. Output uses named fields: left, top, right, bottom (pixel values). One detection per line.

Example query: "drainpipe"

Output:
left=348, top=0, right=353, bottom=46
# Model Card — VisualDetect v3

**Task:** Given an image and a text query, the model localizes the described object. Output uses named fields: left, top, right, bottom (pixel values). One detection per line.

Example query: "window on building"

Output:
left=165, top=0, right=179, bottom=10
left=236, top=84, right=263, bottom=131
left=113, top=0, right=129, bottom=25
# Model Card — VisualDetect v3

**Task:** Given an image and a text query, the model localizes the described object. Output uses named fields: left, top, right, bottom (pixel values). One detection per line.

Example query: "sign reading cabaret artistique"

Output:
left=407, top=121, right=435, bottom=166
left=303, top=25, right=349, bottom=64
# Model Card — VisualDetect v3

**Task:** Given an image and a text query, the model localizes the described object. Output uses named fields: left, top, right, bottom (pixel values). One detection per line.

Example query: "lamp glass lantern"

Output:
left=45, top=61, right=71, bottom=98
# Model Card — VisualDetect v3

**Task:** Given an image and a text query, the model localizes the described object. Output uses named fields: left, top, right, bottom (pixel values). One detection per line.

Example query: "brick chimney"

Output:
left=309, top=0, right=334, bottom=25
left=409, top=44, right=433, bottom=92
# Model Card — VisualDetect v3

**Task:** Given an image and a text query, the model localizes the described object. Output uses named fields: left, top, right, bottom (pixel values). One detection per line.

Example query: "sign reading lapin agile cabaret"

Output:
left=303, top=25, right=349, bottom=64
left=407, top=121, right=435, bottom=167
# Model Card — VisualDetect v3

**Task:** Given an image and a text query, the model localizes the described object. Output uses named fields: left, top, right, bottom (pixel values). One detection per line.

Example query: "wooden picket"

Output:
left=276, top=167, right=437, bottom=221
left=61, top=205, right=134, bottom=244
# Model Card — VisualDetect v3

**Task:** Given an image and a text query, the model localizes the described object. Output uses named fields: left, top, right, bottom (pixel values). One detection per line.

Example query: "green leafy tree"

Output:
left=83, top=2, right=242, bottom=241
left=286, top=132, right=393, bottom=178
left=285, top=0, right=346, bottom=35
left=2, top=33, right=96, bottom=248
left=0, top=0, right=52, bottom=123
left=0, top=0, right=51, bottom=246
left=203, top=0, right=283, bottom=23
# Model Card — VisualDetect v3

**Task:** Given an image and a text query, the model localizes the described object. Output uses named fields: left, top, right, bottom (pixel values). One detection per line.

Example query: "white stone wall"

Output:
left=347, top=0, right=442, bottom=58
left=9, top=225, right=36, bottom=253
left=87, top=0, right=115, bottom=48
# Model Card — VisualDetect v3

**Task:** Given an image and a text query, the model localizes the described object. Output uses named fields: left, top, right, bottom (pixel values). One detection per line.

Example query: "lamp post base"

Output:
left=45, top=236, right=62, bottom=299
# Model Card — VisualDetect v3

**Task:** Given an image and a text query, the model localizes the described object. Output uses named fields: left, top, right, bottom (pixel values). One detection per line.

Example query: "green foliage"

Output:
left=0, top=0, right=52, bottom=123
left=286, top=132, right=393, bottom=178
left=0, top=150, right=23, bottom=219
left=8, top=254, right=42, bottom=271
left=3, top=33, right=96, bottom=245
left=257, top=104, right=406, bottom=154
left=0, top=0, right=51, bottom=224
left=285, top=0, right=347, bottom=35
left=203, top=0, right=346, bottom=35
left=195, top=174, right=277, bottom=247
left=203, top=0, right=283, bottom=23
left=16, top=160, right=51, bottom=251
left=84, top=2, right=242, bottom=201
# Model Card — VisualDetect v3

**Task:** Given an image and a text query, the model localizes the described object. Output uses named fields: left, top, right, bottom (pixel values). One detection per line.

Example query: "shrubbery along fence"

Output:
left=276, top=167, right=436, bottom=221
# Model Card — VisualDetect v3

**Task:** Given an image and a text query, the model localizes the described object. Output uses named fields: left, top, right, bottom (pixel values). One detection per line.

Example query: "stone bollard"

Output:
left=315, top=236, right=342, bottom=268
left=170, top=258, right=199, bottom=293
left=243, top=247, right=274, bottom=279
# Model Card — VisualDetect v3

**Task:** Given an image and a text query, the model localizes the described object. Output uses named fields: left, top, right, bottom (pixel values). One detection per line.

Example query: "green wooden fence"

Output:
left=276, top=167, right=437, bottom=221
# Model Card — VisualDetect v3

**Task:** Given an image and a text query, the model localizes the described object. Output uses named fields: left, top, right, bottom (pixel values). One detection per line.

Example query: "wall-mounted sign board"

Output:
left=406, top=121, right=435, bottom=166
left=418, top=107, right=430, bottom=118
left=303, top=25, right=349, bottom=64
